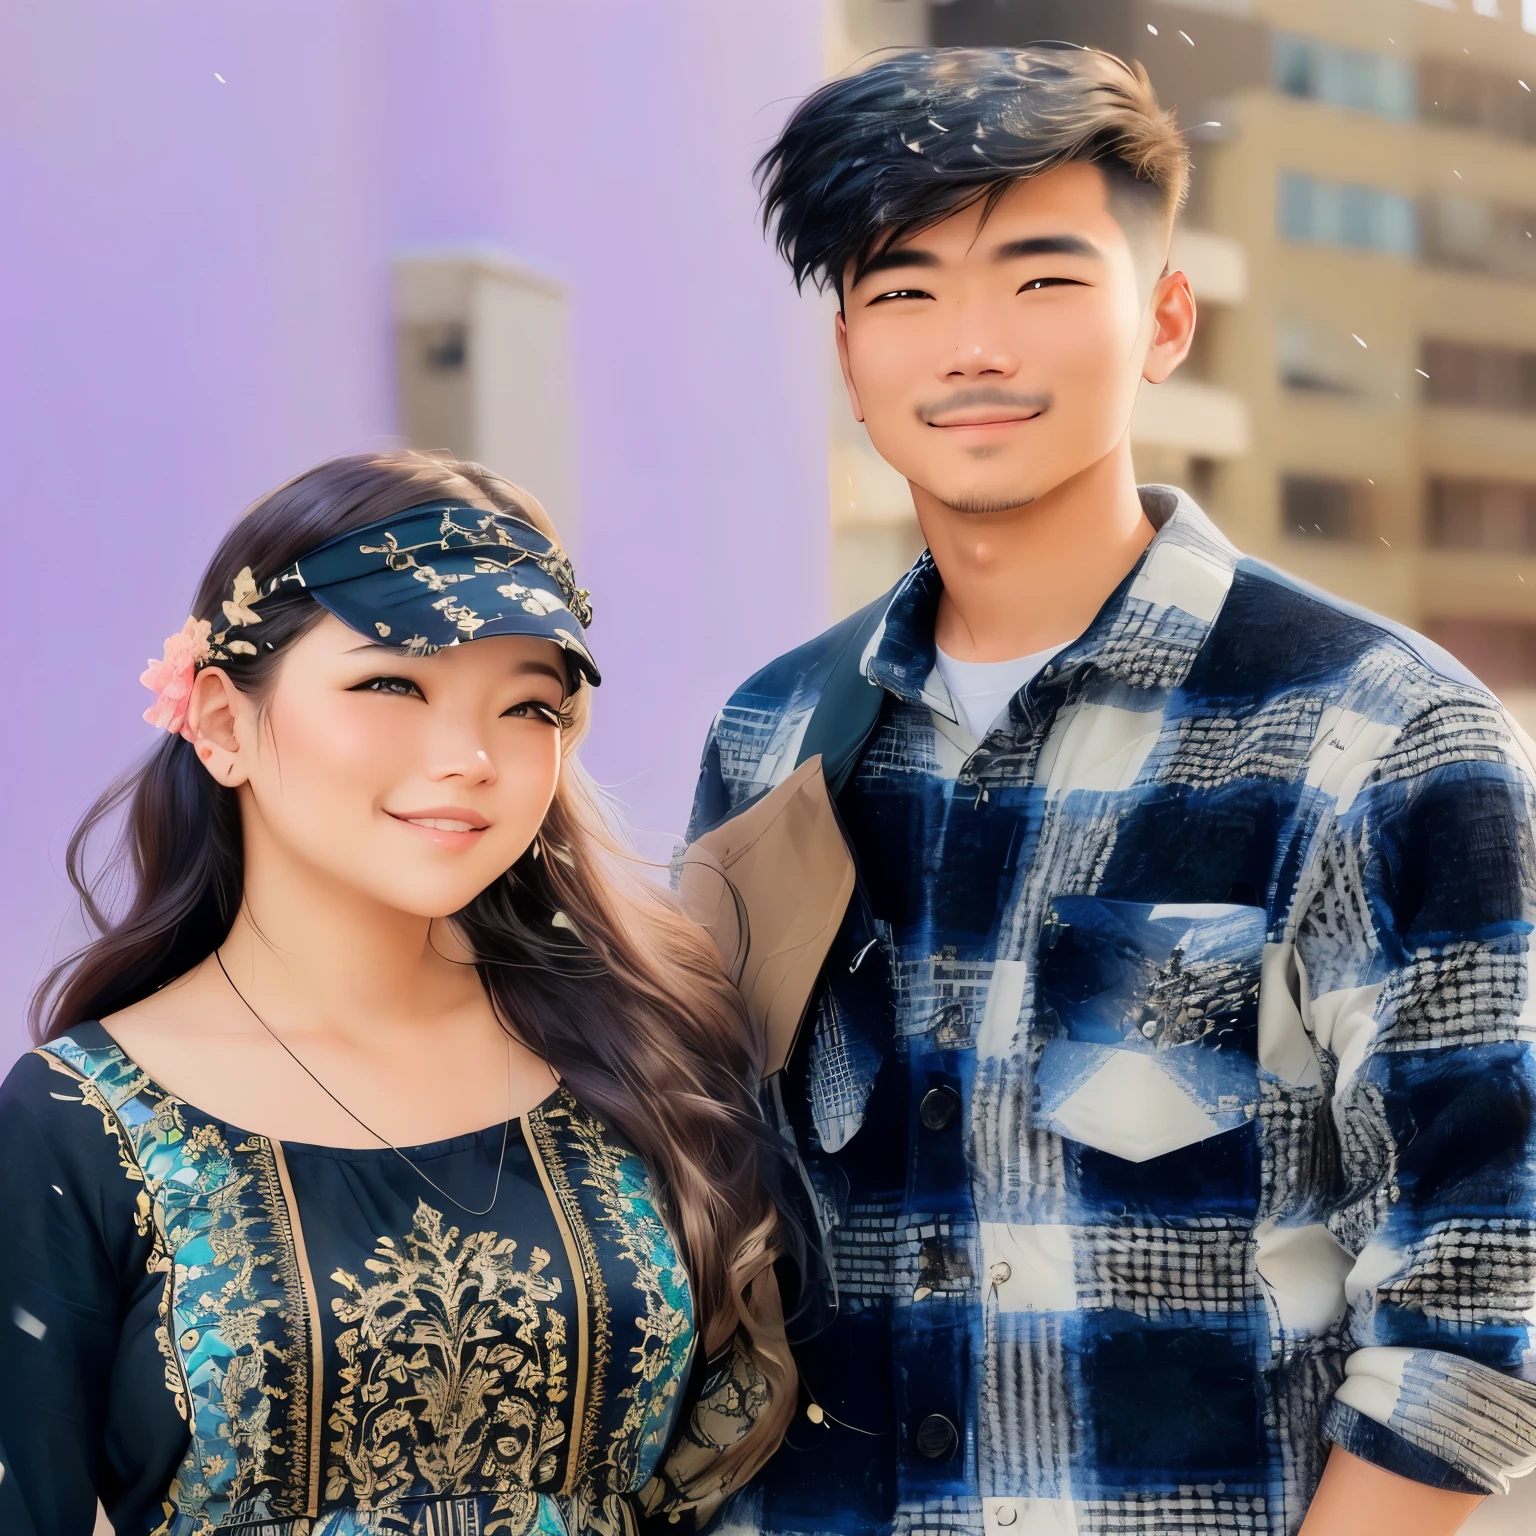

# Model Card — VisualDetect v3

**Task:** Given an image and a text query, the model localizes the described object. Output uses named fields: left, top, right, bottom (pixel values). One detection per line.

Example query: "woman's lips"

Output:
left=386, top=808, right=490, bottom=844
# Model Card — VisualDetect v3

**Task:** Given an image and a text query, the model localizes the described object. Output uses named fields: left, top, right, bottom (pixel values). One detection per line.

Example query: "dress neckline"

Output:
left=57, top=1019, right=566, bottom=1161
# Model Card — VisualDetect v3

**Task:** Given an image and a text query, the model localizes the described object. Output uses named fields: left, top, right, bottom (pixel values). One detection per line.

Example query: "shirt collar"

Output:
left=861, top=485, right=1241, bottom=709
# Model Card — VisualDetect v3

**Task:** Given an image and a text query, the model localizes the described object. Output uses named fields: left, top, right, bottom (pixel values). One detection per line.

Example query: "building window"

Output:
left=1273, top=34, right=1415, bottom=121
left=1422, top=196, right=1536, bottom=284
left=1428, top=478, right=1536, bottom=550
left=1426, top=618, right=1536, bottom=689
left=1419, top=55, right=1536, bottom=144
left=1421, top=340, right=1536, bottom=413
left=1279, top=174, right=1418, bottom=257
left=1277, top=318, right=1375, bottom=397
left=1283, top=476, right=1367, bottom=541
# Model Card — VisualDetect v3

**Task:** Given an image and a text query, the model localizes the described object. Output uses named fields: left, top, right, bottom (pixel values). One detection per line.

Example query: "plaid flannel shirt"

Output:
left=685, top=488, right=1536, bottom=1536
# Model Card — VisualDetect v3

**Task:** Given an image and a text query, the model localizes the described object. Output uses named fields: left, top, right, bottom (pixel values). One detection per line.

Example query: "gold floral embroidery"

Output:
left=38, top=1038, right=318, bottom=1536
left=526, top=1096, right=610, bottom=1490
left=325, top=1200, right=571, bottom=1536
left=40, top=1052, right=187, bottom=1417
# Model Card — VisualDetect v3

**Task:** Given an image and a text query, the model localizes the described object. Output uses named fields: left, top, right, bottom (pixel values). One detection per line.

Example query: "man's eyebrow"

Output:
left=855, top=246, right=942, bottom=282
left=993, top=235, right=1103, bottom=261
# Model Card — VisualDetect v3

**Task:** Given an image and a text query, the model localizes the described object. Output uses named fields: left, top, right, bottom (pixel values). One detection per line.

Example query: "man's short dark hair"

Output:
left=757, top=44, right=1190, bottom=297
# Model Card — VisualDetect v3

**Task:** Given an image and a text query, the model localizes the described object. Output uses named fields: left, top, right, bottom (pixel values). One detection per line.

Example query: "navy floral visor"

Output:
left=270, top=500, right=598, bottom=686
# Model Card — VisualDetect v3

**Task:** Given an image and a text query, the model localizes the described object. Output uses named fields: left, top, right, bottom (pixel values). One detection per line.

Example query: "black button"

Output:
left=919, top=1086, right=960, bottom=1131
left=914, top=1413, right=957, bottom=1460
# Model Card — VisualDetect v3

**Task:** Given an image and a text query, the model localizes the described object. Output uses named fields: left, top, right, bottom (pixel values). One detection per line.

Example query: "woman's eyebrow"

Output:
left=510, top=660, right=568, bottom=685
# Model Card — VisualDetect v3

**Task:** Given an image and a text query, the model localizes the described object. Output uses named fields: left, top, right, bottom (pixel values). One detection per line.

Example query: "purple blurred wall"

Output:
left=0, top=1, right=829, bottom=1059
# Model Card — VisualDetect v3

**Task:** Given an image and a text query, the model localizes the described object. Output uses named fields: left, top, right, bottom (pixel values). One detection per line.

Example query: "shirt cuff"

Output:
left=1322, top=1401, right=1487, bottom=1495
left=1327, top=1346, right=1536, bottom=1495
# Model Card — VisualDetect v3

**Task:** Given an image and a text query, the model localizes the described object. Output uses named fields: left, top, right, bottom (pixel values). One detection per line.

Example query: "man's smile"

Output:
left=917, top=387, right=1053, bottom=431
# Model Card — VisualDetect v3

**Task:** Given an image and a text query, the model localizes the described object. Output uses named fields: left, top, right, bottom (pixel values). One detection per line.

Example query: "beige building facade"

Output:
left=825, top=0, right=1536, bottom=720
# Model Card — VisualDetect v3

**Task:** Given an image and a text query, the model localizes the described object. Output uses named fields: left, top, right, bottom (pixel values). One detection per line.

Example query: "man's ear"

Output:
left=834, top=310, right=866, bottom=423
left=183, top=667, right=251, bottom=788
left=1141, top=269, right=1197, bottom=385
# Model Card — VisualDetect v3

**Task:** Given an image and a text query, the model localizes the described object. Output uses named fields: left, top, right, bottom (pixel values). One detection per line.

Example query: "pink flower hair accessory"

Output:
left=141, top=617, right=213, bottom=740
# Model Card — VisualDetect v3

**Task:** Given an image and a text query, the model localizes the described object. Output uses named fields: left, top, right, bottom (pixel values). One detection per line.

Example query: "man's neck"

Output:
left=916, top=441, right=1155, bottom=664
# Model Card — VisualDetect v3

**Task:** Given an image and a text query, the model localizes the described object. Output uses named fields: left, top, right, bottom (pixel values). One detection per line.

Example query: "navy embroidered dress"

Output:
left=0, top=1023, right=700, bottom=1536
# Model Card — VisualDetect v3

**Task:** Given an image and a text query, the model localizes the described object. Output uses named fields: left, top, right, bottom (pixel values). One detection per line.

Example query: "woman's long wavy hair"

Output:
left=31, top=450, right=796, bottom=1501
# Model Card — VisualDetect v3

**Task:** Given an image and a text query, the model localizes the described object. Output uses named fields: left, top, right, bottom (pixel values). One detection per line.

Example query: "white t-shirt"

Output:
left=934, top=643, right=1064, bottom=741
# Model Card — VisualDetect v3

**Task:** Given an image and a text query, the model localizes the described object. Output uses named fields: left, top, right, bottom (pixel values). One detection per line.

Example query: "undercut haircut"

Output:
left=757, top=44, right=1190, bottom=297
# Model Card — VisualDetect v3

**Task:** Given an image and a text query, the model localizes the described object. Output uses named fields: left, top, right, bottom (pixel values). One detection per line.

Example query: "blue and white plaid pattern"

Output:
left=688, top=489, right=1536, bottom=1535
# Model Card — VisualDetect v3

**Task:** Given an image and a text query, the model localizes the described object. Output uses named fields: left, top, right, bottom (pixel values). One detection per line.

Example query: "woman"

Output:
left=0, top=451, right=795, bottom=1536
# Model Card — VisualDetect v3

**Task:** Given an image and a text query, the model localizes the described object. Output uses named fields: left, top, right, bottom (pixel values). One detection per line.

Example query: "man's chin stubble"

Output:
left=938, top=490, right=1039, bottom=516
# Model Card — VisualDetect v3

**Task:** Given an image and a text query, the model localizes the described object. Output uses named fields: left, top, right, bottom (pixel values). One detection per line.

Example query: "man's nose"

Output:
left=943, top=316, right=1020, bottom=380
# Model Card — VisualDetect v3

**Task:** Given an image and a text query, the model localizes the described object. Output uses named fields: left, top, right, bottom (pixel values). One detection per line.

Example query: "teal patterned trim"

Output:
left=38, top=1033, right=318, bottom=1534
left=526, top=1094, right=696, bottom=1497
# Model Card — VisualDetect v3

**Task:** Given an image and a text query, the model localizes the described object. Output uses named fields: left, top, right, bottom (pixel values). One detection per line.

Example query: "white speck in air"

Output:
left=1415, top=368, right=1431, bottom=379
left=1453, top=169, right=1462, bottom=179
left=1147, top=24, right=1158, bottom=35
left=1180, top=31, right=1195, bottom=46
left=1381, top=537, right=1391, bottom=547
left=12, top=1307, right=45, bottom=1341
left=1368, top=479, right=1376, bottom=485
left=1195, top=121, right=1222, bottom=129
left=214, top=72, right=226, bottom=84
left=1521, top=81, right=1532, bottom=92
left=1353, top=334, right=1368, bottom=348
left=51, top=1184, right=62, bottom=1196
left=1393, top=391, right=1401, bottom=399
left=1522, top=575, right=1528, bottom=585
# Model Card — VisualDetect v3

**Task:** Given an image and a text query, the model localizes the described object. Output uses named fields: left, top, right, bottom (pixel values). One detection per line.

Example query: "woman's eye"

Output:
left=502, top=700, right=564, bottom=727
left=352, top=676, right=424, bottom=699
left=1019, top=277, right=1078, bottom=293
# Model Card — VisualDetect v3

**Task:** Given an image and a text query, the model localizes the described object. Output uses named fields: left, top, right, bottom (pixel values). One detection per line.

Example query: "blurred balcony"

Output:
left=1131, top=377, right=1252, bottom=460
left=1169, top=227, right=1249, bottom=306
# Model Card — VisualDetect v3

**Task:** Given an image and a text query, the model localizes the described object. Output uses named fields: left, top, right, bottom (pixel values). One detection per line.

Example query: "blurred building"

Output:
left=826, top=0, right=1536, bottom=726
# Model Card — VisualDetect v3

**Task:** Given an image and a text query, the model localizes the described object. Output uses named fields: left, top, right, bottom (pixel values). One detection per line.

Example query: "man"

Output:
left=683, top=43, right=1536, bottom=1536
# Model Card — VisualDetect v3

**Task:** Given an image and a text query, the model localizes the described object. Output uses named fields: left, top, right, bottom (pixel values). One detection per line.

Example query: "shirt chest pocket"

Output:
left=1031, top=896, right=1265, bottom=1163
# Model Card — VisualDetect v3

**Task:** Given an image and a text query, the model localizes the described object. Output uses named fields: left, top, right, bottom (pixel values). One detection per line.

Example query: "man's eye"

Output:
left=502, top=700, right=564, bottom=727
left=869, top=288, right=933, bottom=304
left=1019, top=277, right=1080, bottom=293
left=353, top=676, right=424, bottom=699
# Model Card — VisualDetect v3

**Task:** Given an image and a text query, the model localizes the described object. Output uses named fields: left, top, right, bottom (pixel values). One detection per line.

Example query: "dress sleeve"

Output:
left=637, top=1326, right=775, bottom=1532
left=638, top=1252, right=797, bottom=1533
left=0, top=1048, right=151, bottom=1536
left=1298, top=697, right=1536, bottom=1496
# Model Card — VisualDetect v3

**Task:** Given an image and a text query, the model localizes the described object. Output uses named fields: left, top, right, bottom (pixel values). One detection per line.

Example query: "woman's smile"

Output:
left=385, top=805, right=491, bottom=843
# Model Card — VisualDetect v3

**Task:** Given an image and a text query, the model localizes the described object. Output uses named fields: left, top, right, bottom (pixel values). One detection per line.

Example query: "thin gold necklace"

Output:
left=215, top=950, right=513, bottom=1217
